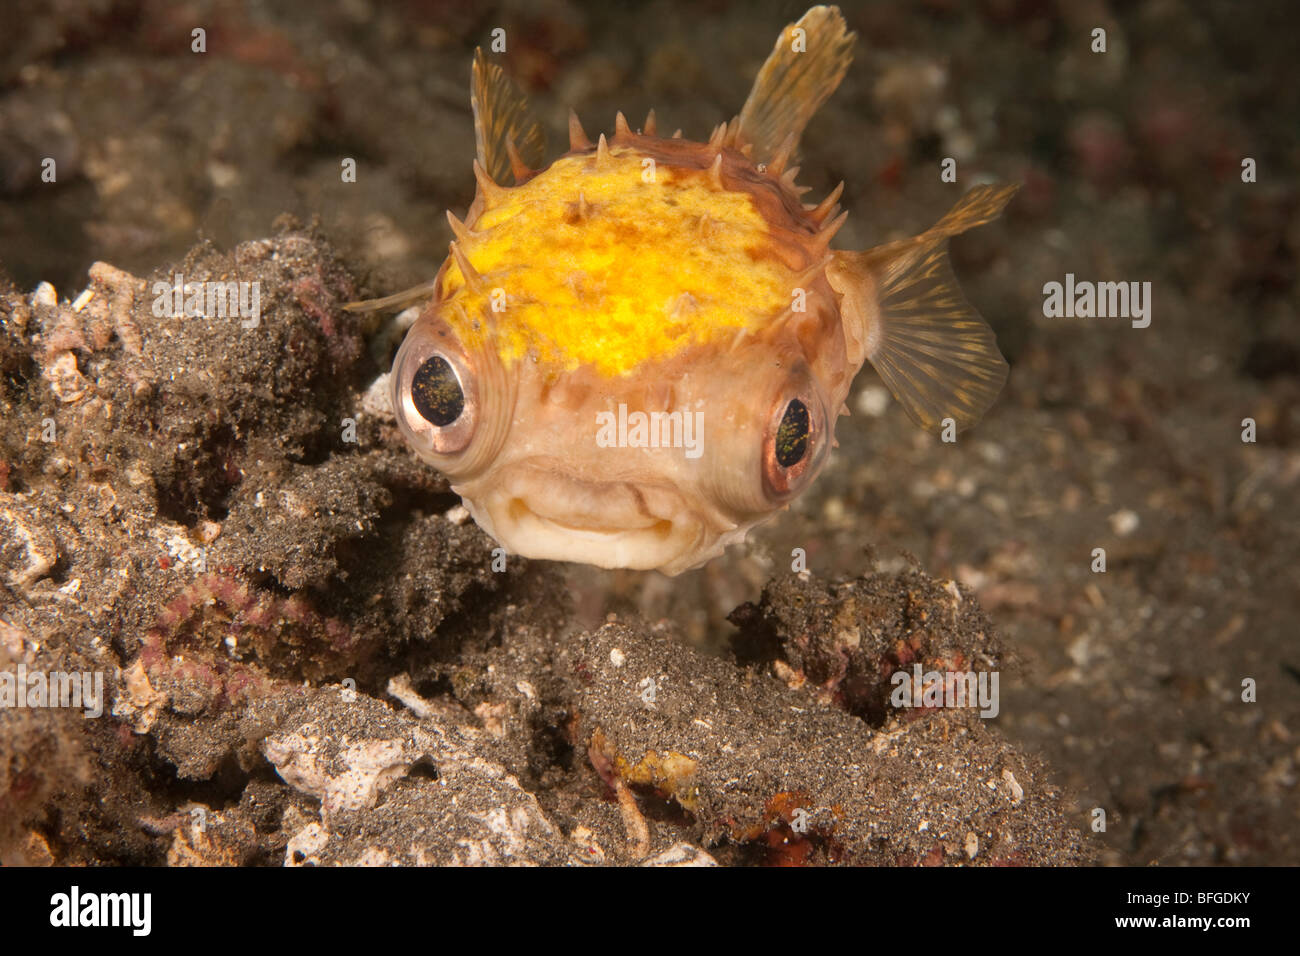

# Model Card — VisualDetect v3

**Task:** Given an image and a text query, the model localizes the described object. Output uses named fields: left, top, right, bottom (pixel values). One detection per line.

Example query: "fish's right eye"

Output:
left=393, top=334, right=479, bottom=457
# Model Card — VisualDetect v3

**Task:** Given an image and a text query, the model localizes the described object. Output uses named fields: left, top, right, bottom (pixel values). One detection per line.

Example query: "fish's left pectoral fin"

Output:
left=829, top=185, right=1017, bottom=434
left=869, top=246, right=1008, bottom=433
left=735, top=6, right=856, bottom=168
left=471, top=48, right=546, bottom=186
left=343, top=279, right=440, bottom=313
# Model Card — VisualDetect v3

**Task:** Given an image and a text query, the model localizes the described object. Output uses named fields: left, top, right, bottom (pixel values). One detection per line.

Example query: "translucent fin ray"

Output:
left=736, top=5, right=856, bottom=167
left=343, top=280, right=439, bottom=313
left=828, top=184, right=1019, bottom=433
left=472, top=48, right=546, bottom=186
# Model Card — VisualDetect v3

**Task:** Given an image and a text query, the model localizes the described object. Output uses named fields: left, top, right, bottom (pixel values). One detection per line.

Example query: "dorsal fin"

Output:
left=471, top=48, right=546, bottom=186
left=735, top=6, right=856, bottom=167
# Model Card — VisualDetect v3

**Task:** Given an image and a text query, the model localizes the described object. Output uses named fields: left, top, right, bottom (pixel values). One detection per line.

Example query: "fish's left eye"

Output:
left=774, top=399, right=810, bottom=467
left=763, top=387, right=826, bottom=499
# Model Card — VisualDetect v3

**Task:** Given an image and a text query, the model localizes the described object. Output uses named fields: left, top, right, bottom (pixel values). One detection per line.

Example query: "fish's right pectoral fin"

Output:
left=735, top=6, right=856, bottom=168
left=828, top=183, right=1018, bottom=434
left=472, top=48, right=546, bottom=186
left=343, top=279, right=440, bottom=313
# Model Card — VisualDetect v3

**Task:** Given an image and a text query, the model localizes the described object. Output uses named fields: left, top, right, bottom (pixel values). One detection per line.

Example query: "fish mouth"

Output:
left=462, top=463, right=705, bottom=572
left=506, top=497, right=675, bottom=540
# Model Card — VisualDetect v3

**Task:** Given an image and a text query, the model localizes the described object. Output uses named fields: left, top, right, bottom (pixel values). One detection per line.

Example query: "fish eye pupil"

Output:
left=410, top=355, right=465, bottom=426
left=775, top=399, right=810, bottom=468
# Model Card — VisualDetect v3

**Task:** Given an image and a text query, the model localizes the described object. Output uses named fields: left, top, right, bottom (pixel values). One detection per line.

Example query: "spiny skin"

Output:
left=437, top=130, right=843, bottom=378
left=447, top=150, right=782, bottom=376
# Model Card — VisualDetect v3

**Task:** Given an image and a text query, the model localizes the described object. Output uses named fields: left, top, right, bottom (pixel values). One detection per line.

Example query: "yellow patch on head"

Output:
left=443, top=147, right=793, bottom=377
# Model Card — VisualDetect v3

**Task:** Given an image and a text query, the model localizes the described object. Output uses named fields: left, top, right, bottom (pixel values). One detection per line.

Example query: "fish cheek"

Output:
left=695, top=382, right=812, bottom=520
left=698, top=436, right=769, bottom=523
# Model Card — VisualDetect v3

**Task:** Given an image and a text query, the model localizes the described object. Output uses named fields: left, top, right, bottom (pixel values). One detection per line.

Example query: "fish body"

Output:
left=368, top=6, right=1015, bottom=575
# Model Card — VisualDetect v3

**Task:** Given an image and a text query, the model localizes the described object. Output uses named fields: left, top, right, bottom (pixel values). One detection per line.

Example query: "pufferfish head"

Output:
left=376, top=6, right=1013, bottom=576
left=390, top=138, right=854, bottom=575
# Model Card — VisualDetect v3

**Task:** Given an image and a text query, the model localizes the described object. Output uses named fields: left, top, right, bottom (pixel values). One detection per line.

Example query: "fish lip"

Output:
left=506, top=497, right=675, bottom=541
left=462, top=460, right=706, bottom=571
left=490, top=459, right=686, bottom=535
